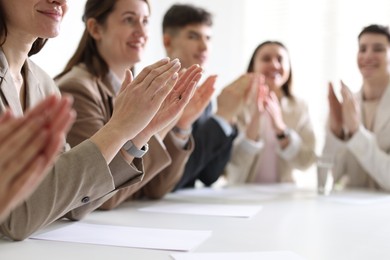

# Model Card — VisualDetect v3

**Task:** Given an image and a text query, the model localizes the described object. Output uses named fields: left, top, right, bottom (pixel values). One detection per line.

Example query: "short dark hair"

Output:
left=358, top=24, right=390, bottom=43
left=162, top=4, right=212, bottom=34
left=247, top=41, right=293, bottom=98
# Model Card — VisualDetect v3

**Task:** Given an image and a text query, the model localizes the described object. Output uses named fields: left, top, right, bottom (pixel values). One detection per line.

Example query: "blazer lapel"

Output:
left=24, top=59, right=45, bottom=110
left=0, top=50, right=23, bottom=115
left=373, top=84, right=390, bottom=133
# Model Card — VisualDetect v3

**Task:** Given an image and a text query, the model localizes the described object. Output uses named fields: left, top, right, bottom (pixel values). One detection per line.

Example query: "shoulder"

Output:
left=56, top=64, right=97, bottom=90
left=56, top=64, right=102, bottom=98
left=27, top=59, right=55, bottom=85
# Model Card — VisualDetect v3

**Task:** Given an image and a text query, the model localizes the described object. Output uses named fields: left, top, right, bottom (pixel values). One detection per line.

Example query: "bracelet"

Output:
left=123, top=140, right=149, bottom=158
left=172, top=126, right=192, bottom=136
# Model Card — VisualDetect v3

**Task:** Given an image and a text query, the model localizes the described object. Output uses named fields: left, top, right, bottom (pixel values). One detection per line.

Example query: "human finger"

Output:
left=130, top=57, right=170, bottom=86
left=118, top=69, right=133, bottom=94
left=2, top=129, right=49, bottom=183
left=0, top=115, right=47, bottom=164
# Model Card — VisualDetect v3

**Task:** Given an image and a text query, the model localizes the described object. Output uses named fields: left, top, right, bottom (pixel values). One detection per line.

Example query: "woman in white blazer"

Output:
left=226, top=41, right=316, bottom=184
left=324, top=24, right=390, bottom=191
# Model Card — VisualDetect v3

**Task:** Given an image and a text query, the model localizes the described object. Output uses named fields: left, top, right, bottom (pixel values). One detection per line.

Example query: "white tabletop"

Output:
left=1, top=184, right=390, bottom=260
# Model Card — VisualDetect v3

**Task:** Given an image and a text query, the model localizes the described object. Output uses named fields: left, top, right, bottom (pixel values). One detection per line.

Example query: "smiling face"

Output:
left=91, top=0, right=149, bottom=71
left=357, top=33, right=390, bottom=80
left=252, top=43, right=291, bottom=90
left=164, top=23, right=211, bottom=69
left=0, top=0, right=68, bottom=41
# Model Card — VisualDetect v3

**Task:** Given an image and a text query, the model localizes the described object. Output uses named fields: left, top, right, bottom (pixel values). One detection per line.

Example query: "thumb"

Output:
left=119, top=69, right=133, bottom=94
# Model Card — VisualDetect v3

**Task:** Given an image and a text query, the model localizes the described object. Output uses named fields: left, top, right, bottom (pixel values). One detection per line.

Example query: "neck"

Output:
left=363, top=75, right=389, bottom=101
left=1, top=32, right=34, bottom=78
left=102, top=55, right=135, bottom=82
left=1, top=34, right=34, bottom=96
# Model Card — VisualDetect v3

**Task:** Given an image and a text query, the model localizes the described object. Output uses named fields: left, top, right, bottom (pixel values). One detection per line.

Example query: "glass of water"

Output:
left=316, top=155, right=334, bottom=195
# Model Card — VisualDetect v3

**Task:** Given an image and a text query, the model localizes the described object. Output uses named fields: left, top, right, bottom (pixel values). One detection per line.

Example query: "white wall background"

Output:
left=31, top=0, right=390, bottom=186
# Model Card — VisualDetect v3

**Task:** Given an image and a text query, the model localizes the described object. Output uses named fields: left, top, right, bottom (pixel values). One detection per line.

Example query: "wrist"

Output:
left=175, top=120, right=192, bottom=132
left=132, top=131, right=151, bottom=149
left=104, top=121, right=134, bottom=143
left=172, top=126, right=192, bottom=136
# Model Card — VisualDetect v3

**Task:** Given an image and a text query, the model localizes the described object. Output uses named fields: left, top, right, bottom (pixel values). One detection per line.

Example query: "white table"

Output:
left=1, top=184, right=390, bottom=260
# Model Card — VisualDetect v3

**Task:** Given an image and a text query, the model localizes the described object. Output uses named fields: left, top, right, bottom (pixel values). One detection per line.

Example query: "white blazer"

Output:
left=323, top=84, right=390, bottom=191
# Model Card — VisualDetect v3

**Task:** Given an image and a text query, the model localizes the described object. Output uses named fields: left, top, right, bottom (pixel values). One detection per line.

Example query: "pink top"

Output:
left=254, top=113, right=278, bottom=183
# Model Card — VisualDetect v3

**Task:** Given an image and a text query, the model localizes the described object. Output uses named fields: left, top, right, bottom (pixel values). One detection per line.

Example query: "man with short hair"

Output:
left=162, top=4, right=253, bottom=189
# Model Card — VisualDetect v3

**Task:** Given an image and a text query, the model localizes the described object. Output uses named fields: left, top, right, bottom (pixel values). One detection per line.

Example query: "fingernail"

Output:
left=171, top=72, right=178, bottom=80
left=173, top=61, right=181, bottom=69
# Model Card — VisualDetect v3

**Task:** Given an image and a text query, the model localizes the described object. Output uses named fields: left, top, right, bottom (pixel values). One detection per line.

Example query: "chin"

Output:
left=40, top=29, right=61, bottom=39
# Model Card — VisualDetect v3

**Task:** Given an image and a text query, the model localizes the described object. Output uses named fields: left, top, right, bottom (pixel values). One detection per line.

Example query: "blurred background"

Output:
left=32, top=0, right=390, bottom=187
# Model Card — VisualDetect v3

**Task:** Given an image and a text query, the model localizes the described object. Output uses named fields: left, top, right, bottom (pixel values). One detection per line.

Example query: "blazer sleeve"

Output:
left=135, top=133, right=195, bottom=199
left=59, top=77, right=170, bottom=210
left=226, top=136, right=264, bottom=184
left=346, top=126, right=390, bottom=191
left=99, top=135, right=172, bottom=209
left=0, top=140, right=115, bottom=241
left=280, top=102, right=316, bottom=170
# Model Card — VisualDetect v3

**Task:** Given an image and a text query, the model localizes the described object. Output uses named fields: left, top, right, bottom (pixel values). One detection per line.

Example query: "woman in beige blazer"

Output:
left=324, top=24, right=390, bottom=191
left=226, top=41, right=316, bottom=184
left=56, top=0, right=206, bottom=210
left=0, top=0, right=200, bottom=240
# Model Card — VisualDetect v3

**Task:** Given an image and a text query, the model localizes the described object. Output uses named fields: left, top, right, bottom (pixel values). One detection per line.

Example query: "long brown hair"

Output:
left=247, top=41, right=293, bottom=97
left=56, top=0, right=150, bottom=79
left=0, top=2, right=47, bottom=56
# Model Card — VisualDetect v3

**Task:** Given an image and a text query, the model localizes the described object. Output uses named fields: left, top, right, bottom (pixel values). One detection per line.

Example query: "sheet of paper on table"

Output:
left=30, top=222, right=211, bottom=251
left=139, top=201, right=262, bottom=218
left=171, top=251, right=307, bottom=260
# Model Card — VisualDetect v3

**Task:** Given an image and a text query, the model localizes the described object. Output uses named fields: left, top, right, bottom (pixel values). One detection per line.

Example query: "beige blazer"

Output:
left=323, top=85, right=390, bottom=191
left=226, top=96, right=316, bottom=184
left=57, top=64, right=193, bottom=210
left=0, top=51, right=143, bottom=240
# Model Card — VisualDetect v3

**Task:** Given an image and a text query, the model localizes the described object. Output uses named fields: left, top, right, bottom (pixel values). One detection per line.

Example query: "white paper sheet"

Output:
left=321, top=190, right=390, bottom=205
left=139, top=202, right=262, bottom=218
left=174, top=187, right=277, bottom=201
left=30, top=222, right=211, bottom=251
left=170, top=251, right=307, bottom=260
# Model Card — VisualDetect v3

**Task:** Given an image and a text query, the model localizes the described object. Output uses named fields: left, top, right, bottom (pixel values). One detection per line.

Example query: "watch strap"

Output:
left=123, top=140, right=149, bottom=158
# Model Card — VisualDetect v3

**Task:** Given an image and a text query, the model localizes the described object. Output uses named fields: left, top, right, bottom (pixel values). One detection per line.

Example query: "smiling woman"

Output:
left=0, top=0, right=200, bottom=240
left=55, top=0, right=200, bottom=210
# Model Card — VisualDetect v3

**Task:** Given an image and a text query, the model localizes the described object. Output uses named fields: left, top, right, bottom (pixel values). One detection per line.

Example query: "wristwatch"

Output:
left=276, top=128, right=290, bottom=140
left=123, top=140, right=149, bottom=158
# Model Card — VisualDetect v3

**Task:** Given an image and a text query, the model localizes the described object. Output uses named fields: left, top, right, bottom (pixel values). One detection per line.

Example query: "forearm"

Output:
left=347, top=126, right=390, bottom=191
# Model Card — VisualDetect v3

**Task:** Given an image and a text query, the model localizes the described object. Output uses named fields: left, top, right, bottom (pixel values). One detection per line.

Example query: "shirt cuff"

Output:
left=169, top=131, right=190, bottom=149
left=212, top=114, right=234, bottom=136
